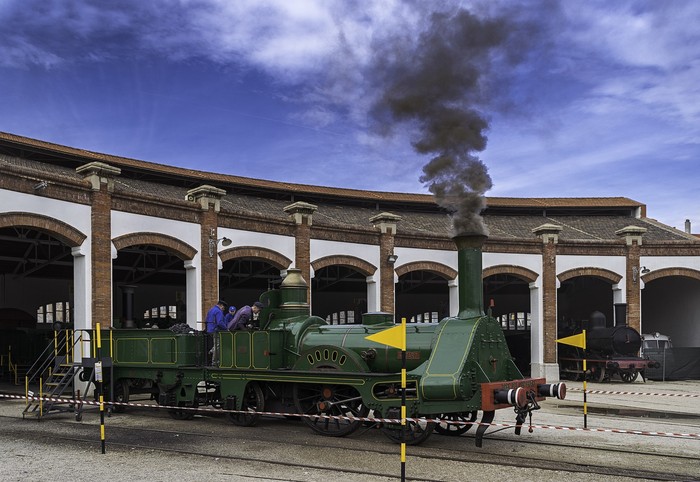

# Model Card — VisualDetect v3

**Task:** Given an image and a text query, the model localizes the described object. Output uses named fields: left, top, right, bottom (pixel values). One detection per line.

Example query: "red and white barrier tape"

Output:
left=2, top=392, right=698, bottom=439
left=568, top=388, right=700, bottom=398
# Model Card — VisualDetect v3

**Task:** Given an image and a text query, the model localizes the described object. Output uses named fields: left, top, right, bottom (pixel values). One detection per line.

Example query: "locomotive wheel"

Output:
left=227, top=382, right=264, bottom=427
left=111, top=380, right=129, bottom=413
left=619, top=370, right=638, bottom=383
left=293, top=382, right=368, bottom=437
left=169, top=399, right=198, bottom=420
left=435, top=412, right=477, bottom=436
left=381, top=415, right=435, bottom=445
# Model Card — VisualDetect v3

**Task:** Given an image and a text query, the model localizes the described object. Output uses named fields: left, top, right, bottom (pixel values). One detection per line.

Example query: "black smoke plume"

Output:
left=370, top=9, right=513, bottom=236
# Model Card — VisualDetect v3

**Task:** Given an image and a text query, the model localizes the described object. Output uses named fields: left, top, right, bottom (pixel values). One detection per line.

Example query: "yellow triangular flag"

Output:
left=365, top=323, right=406, bottom=350
left=557, top=330, right=586, bottom=349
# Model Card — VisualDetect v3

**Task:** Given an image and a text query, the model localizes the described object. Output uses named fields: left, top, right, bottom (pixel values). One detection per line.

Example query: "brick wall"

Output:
left=91, top=187, right=113, bottom=327
left=542, top=239, right=558, bottom=364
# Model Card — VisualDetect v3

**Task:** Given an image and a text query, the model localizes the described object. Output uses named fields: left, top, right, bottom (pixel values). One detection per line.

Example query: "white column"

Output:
left=185, top=259, right=200, bottom=330
left=529, top=281, right=544, bottom=375
left=366, top=274, right=379, bottom=312
left=71, top=244, right=90, bottom=331
left=448, top=279, right=459, bottom=317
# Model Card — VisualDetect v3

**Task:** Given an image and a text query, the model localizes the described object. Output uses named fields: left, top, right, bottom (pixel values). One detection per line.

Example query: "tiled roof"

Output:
left=0, top=132, right=645, bottom=209
left=1, top=131, right=696, bottom=244
left=486, top=197, right=643, bottom=209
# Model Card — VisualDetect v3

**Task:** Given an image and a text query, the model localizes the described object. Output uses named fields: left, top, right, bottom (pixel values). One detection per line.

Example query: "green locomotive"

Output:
left=94, top=234, right=565, bottom=446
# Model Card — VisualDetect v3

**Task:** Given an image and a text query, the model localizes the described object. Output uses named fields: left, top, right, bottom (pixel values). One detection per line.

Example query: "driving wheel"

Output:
left=293, top=381, right=368, bottom=437
left=435, top=412, right=477, bottom=436
left=227, top=382, right=264, bottom=427
left=380, top=414, right=435, bottom=445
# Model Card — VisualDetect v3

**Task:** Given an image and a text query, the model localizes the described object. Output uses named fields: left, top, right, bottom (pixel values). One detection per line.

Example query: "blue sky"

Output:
left=1, top=0, right=699, bottom=232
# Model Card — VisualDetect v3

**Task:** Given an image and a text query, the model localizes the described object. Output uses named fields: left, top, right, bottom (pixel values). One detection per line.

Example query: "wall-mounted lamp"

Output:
left=208, top=236, right=232, bottom=258
left=631, top=266, right=650, bottom=283
left=387, top=254, right=398, bottom=264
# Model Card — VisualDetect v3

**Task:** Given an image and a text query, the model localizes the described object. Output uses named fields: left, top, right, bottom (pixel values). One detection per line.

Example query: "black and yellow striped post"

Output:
left=399, top=317, right=407, bottom=481
left=557, top=330, right=587, bottom=428
left=365, top=317, right=407, bottom=481
left=95, top=323, right=106, bottom=454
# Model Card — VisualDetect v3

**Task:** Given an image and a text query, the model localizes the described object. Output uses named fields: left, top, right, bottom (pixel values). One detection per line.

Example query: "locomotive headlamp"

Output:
left=494, top=387, right=527, bottom=408
left=537, top=383, right=566, bottom=400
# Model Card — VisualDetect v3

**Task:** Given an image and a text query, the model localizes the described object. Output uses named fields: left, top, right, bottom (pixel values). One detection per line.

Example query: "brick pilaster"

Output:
left=76, top=162, right=121, bottom=328
left=533, top=223, right=562, bottom=364
left=370, top=212, right=401, bottom=313
left=187, top=185, right=227, bottom=324
left=284, top=202, right=317, bottom=302
left=616, top=225, right=647, bottom=332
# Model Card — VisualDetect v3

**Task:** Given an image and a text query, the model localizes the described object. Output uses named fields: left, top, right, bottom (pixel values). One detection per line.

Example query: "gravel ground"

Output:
left=1, top=379, right=699, bottom=482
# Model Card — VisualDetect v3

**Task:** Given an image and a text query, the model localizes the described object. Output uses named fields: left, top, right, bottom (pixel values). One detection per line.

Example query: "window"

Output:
left=325, top=311, right=355, bottom=325
left=143, top=305, right=177, bottom=320
left=36, top=302, right=71, bottom=325
left=407, top=312, right=438, bottom=323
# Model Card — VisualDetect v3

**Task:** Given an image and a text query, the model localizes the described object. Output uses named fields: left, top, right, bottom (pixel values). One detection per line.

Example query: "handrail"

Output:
left=23, top=329, right=93, bottom=392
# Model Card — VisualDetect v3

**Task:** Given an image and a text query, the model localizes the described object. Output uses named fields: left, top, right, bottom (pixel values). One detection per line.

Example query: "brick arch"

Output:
left=642, top=267, right=700, bottom=284
left=112, top=232, right=197, bottom=260
left=558, top=267, right=622, bottom=284
left=220, top=246, right=292, bottom=270
left=483, top=265, right=539, bottom=283
left=395, top=261, right=457, bottom=280
left=0, top=211, right=86, bottom=247
left=312, top=255, right=377, bottom=277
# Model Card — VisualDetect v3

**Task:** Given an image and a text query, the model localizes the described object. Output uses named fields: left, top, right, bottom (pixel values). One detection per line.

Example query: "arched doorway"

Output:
left=0, top=213, right=86, bottom=363
left=311, top=256, right=375, bottom=324
left=557, top=268, right=622, bottom=333
left=219, top=246, right=291, bottom=312
left=483, top=265, right=538, bottom=376
left=112, top=233, right=196, bottom=329
left=395, top=262, right=454, bottom=324
left=642, top=269, right=700, bottom=347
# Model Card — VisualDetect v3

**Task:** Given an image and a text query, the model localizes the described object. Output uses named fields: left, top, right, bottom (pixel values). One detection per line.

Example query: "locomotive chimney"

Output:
left=280, top=268, right=310, bottom=317
left=453, top=234, right=487, bottom=319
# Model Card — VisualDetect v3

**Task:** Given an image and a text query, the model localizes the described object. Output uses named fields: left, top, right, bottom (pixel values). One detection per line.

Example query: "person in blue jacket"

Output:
left=206, top=300, right=227, bottom=365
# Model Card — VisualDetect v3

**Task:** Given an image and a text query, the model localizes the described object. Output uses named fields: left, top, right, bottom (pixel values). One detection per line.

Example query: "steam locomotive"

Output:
left=84, top=234, right=565, bottom=447
left=558, top=318, right=659, bottom=383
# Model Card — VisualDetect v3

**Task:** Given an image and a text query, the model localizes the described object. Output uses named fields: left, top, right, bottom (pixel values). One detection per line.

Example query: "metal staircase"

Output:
left=22, top=330, right=94, bottom=420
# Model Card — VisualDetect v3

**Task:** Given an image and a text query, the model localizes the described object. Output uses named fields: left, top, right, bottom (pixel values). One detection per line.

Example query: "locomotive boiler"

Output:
left=88, top=233, right=565, bottom=447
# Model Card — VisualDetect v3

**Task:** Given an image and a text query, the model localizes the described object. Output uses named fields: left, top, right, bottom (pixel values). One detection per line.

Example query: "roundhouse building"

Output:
left=1, top=131, right=699, bottom=380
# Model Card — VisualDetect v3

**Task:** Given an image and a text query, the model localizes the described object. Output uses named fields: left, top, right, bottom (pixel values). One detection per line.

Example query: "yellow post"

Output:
left=364, top=317, right=408, bottom=481
left=96, top=323, right=106, bottom=454
left=582, top=330, right=588, bottom=429
left=400, top=317, right=407, bottom=482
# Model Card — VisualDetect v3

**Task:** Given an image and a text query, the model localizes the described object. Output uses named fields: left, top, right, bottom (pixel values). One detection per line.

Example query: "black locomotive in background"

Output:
left=559, top=311, right=659, bottom=382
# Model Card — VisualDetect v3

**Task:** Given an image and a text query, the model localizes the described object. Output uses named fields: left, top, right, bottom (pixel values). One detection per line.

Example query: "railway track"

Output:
left=3, top=401, right=698, bottom=481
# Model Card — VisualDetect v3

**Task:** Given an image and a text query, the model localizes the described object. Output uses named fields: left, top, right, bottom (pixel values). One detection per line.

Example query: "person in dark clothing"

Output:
left=228, top=301, right=263, bottom=331
left=224, top=305, right=237, bottom=327
left=205, top=300, right=227, bottom=365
